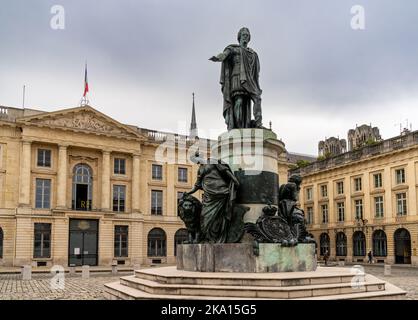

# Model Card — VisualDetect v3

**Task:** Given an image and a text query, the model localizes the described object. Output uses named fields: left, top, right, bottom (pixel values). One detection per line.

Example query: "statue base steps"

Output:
left=104, top=266, right=406, bottom=300
left=176, top=243, right=317, bottom=273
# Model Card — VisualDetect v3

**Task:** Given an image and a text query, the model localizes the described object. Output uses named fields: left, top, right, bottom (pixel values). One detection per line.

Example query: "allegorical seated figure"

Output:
left=178, top=193, right=202, bottom=244
left=210, top=27, right=263, bottom=130
left=278, top=175, right=315, bottom=244
left=185, top=152, right=247, bottom=243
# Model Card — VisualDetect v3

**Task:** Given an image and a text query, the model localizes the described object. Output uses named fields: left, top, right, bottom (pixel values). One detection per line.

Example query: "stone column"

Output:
left=19, top=140, right=32, bottom=206
left=132, top=154, right=141, bottom=212
left=56, top=144, right=68, bottom=209
left=101, top=151, right=111, bottom=211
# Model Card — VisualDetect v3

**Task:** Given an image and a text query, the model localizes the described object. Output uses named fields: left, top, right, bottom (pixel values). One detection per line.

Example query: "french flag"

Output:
left=83, top=64, right=89, bottom=97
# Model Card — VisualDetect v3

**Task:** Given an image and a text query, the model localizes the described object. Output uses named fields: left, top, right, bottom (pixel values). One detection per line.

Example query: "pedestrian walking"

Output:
left=368, top=250, right=373, bottom=264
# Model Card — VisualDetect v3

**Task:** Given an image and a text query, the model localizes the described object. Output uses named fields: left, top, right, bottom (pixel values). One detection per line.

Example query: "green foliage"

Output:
left=296, top=160, right=311, bottom=168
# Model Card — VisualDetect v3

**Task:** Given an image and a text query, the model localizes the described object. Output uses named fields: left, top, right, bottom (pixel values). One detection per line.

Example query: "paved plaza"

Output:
left=0, top=265, right=417, bottom=300
left=0, top=271, right=133, bottom=300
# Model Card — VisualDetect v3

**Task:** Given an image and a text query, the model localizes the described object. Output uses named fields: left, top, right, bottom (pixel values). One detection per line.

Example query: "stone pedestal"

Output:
left=177, top=243, right=316, bottom=273
left=212, top=129, right=285, bottom=225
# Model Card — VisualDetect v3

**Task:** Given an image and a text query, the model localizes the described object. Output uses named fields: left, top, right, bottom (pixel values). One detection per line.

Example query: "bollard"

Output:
left=111, top=263, right=118, bottom=275
left=384, top=264, right=391, bottom=276
left=81, top=265, right=90, bottom=279
left=69, top=264, right=76, bottom=276
left=22, top=265, right=32, bottom=281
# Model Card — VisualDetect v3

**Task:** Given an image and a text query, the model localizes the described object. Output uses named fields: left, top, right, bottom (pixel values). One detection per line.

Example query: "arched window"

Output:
left=147, top=228, right=166, bottom=257
left=353, top=231, right=366, bottom=256
left=319, top=233, right=330, bottom=256
left=336, top=232, right=347, bottom=256
left=0, top=227, right=3, bottom=259
left=72, top=164, right=93, bottom=211
left=174, top=229, right=188, bottom=256
left=372, top=230, right=387, bottom=257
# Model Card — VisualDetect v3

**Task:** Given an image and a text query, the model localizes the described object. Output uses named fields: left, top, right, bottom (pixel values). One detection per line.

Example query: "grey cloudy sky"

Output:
left=1, top=0, right=418, bottom=155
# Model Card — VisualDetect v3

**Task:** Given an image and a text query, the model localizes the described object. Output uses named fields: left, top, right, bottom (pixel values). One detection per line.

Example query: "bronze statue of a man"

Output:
left=210, top=27, right=263, bottom=130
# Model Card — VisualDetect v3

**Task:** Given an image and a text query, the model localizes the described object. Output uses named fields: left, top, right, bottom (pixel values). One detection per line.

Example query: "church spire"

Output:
left=190, top=92, right=198, bottom=138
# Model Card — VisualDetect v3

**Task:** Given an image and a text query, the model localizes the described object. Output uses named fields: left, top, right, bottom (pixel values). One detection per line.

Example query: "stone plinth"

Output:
left=176, top=243, right=316, bottom=273
left=211, top=129, right=285, bottom=225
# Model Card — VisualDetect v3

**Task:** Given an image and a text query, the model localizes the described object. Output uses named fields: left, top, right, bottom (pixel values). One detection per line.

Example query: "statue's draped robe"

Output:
left=220, top=44, right=262, bottom=129
left=194, top=162, right=236, bottom=243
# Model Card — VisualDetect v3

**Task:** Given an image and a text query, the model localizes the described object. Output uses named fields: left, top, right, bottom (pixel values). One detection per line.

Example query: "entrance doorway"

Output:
left=68, top=219, right=99, bottom=266
left=72, top=164, right=92, bottom=211
left=394, top=228, right=411, bottom=264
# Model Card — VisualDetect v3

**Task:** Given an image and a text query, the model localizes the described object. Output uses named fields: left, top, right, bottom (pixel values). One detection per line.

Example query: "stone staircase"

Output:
left=104, top=266, right=406, bottom=300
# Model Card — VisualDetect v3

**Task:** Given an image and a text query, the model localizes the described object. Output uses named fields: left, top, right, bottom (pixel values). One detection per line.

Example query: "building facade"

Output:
left=0, top=105, right=294, bottom=268
left=294, top=130, right=418, bottom=265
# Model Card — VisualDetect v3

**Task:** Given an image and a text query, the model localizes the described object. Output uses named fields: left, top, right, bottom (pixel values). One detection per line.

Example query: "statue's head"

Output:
left=237, top=27, right=251, bottom=46
left=190, top=150, right=206, bottom=165
left=288, top=174, right=302, bottom=188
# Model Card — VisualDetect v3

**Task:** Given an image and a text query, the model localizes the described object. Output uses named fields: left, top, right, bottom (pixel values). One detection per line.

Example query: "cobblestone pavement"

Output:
left=0, top=272, right=132, bottom=300
left=0, top=266, right=417, bottom=299
left=359, top=265, right=418, bottom=300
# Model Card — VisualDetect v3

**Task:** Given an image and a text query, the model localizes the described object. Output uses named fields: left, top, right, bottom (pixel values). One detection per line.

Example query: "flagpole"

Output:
left=80, top=62, right=90, bottom=106
left=22, top=85, right=26, bottom=109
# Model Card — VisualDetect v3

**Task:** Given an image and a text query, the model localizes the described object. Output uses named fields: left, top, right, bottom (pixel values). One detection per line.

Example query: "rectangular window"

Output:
left=113, top=185, right=126, bottom=212
left=33, top=223, right=51, bottom=258
left=37, top=149, right=51, bottom=167
left=395, top=168, right=406, bottom=185
left=306, top=207, right=314, bottom=225
left=152, top=164, right=163, bottom=180
left=337, top=202, right=345, bottom=222
left=396, top=193, right=407, bottom=216
left=374, top=173, right=383, bottom=188
left=114, top=158, right=126, bottom=175
left=336, top=181, right=344, bottom=195
left=355, top=199, right=363, bottom=219
left=114, top=226, right=128, bottom=257
left=306, top=188, right=313, bottom=201
left=178, top=167, right=188, bottom=183
left=151, top=190, right=163, bottom=215
left=320, top=185, right=328, bottom=198
left=354, top=177, right=362, bottom=192
left=35, top=179, right=51, bottom=209
left=374, top=196, right=384, bottom=218
left=321, top=204, right=328, bottom=223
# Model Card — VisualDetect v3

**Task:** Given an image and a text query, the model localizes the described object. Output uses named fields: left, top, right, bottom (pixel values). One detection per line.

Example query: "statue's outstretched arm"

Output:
left=187, top=172, right=203, bottom=195
left=209, top=48, right=231, bottom=62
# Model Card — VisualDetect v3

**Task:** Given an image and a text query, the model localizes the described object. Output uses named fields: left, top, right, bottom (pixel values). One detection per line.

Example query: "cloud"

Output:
left=1, top=0, right=418, bottom=155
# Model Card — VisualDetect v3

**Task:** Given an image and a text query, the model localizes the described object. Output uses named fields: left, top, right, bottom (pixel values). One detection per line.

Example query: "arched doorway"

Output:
left=336, top=232, right=347, bottom=256
left=394, top=228, right=411, bottom=264
left=372, top=230, right=387, bottom=257
left=174, top=228, right=188, bottom=256
left=72, top=164, right=93, bottom=211
left=320, top=233, right=330, bottom=256
left=353, top=231, right=366, bottom=257
left=147, top=228, right=167, bottom=257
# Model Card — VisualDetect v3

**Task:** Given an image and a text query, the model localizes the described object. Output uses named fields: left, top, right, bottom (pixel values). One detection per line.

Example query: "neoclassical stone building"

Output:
left=0, top=104, right=295, bottom=268
left=294, top=130, right=418, bottom=265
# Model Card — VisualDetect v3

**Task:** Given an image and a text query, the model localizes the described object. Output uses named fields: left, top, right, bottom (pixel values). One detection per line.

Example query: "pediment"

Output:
left=17, top=105, right=145, bottom=140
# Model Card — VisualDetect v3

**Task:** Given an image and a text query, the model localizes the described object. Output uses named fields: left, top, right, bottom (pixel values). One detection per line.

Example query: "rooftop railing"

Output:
left=293, top=130, right=418, bottom=176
